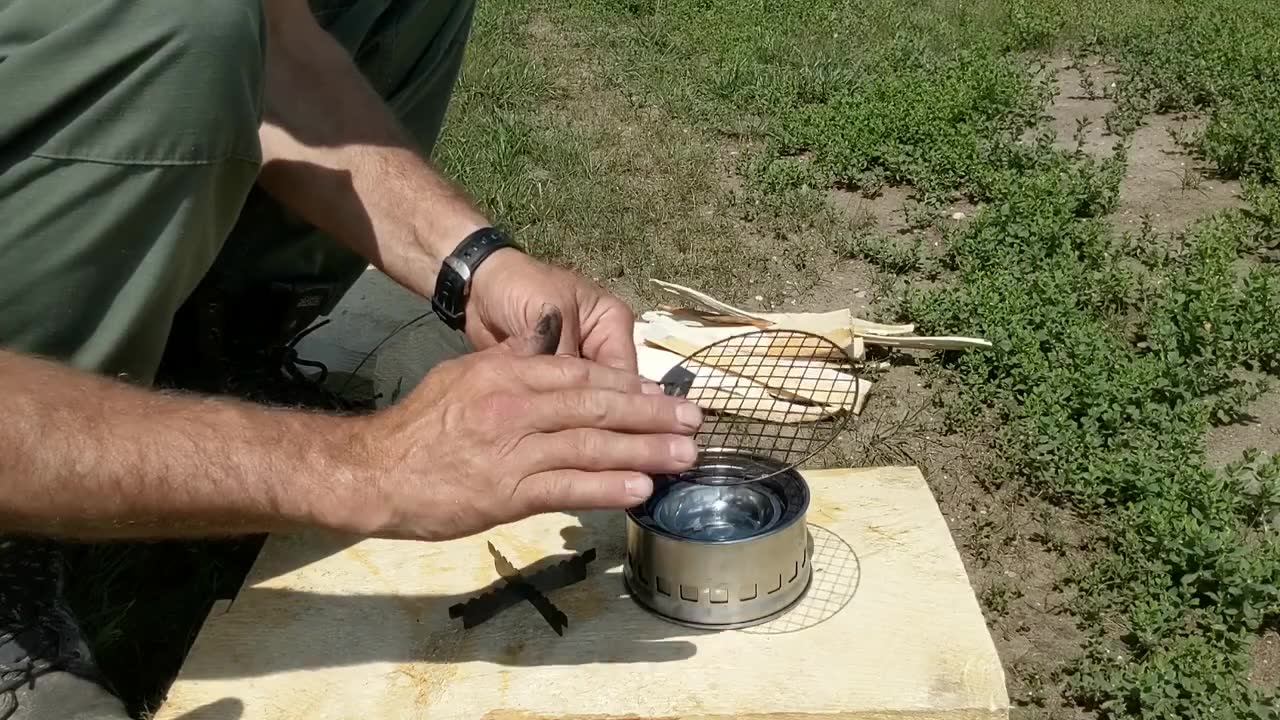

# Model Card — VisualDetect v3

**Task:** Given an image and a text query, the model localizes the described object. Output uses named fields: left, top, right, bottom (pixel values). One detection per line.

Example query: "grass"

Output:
left=68, top=0, right=1280, bottom=718
left=432, top=6, right=838, bottom=308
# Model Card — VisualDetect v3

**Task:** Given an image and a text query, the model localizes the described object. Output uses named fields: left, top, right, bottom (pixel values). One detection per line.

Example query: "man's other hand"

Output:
left=465, top=249, right=640, bottom=373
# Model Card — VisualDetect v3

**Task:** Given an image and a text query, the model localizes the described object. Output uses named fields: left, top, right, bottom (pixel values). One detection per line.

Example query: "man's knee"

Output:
left=0, top=0, right=270, bottom=381
left=345, top=0, right=476, bottom=152
left=147, top=0, right=268, bottom=157
left=5, top=0, right=267, bottom=166
left=154, top=0, right=265, bottom=56
left=151, top=0, right=268, bottom=93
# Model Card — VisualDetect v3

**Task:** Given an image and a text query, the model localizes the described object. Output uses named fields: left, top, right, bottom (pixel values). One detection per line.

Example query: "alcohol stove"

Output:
left=625, top=449, right=812, bottom=629
left=624, top=329, right=858, bottom=630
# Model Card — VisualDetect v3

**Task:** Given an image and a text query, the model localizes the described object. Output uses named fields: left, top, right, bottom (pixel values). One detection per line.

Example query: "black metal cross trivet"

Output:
left=447, top=542, right=596, bottom=636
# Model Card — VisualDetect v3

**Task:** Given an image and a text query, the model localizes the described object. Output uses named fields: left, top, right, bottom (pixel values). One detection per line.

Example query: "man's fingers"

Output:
left=593, top=339, right=639, bottom=375
left=523, top=429, right=698, bottom=475
left=523, top=388, right=703, bottom=434
left=555, top=307, right=583, bottom=360
left=517, top=470, right=655, bottom=513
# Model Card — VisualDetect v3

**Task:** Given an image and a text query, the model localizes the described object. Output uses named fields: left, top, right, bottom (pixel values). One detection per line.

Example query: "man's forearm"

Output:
left=256, top=1, right=487, bottom=298
left=0, top=350, right=367, bottom=539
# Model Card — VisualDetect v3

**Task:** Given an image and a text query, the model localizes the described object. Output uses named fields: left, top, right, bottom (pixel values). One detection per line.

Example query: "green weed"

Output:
left=898, top=145, right=1280, bottom=713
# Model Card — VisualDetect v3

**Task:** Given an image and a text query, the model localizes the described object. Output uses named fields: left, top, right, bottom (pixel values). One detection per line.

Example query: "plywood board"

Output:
left=155, top=467, right=1008, bottom=720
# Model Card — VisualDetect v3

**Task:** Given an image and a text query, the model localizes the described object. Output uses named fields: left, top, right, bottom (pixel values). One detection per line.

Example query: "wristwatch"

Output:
left=430, top=226, right=522, bottom=332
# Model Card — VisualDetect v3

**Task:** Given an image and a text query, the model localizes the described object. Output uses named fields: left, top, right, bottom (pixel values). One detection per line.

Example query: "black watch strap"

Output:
left=431, top=227, right=521, bottom=331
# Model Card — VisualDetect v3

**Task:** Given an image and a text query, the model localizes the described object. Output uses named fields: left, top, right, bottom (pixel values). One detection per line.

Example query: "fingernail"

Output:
left=626, top=475, right=654, bottom=501
left=642, top=381, right=664, bottom=395
left=677, top=402, right=703, bottom=429
left=671, top=437, right=697, bottom=464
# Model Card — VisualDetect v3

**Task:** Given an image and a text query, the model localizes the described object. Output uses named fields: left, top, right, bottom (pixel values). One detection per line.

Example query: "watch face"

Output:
left=443, top=255, right=473, bottom=284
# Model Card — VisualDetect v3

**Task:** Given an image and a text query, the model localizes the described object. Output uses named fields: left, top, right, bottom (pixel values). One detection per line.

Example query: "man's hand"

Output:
left=466, top=249, right=639, bottom=373
left=342, top=314, right=699, bottom=541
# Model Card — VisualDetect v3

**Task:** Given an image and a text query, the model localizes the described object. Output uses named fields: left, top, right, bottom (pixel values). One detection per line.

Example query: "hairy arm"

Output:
left=256, top=0, right=490, bottom=298
left=0, top=350, right=366, bottom=539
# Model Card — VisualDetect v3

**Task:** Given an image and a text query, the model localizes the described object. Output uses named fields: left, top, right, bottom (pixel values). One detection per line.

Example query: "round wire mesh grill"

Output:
left=658, top=329, right=859, bottom=485
left=738, top=524, right=861, bottom=635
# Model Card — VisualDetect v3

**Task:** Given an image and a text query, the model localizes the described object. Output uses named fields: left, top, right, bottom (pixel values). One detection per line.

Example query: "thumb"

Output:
left=553, top=306, right=583, bottom=360
left=489, top=304, right=563, bottom=357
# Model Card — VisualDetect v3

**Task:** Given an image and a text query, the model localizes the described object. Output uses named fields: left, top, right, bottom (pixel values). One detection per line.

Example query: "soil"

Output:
left=827, top=185, right=918, bottom=236
left=1205, top=388, right=1280, bottom=469
left=1251, top=630, right=1280, bottom=693
left=795, top=260, right=878, bottom=318
left=1040, top=57, right=1121, bottom=157
left=1039, top=56, right=1244, bottom=238
left=1114, top=114, right=1244, bottom=237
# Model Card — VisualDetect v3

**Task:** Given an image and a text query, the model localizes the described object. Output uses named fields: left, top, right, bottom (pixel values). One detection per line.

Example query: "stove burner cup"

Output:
left=624, top=450, right=813, bottom=629
left=651, top=482, right=784, bottom=542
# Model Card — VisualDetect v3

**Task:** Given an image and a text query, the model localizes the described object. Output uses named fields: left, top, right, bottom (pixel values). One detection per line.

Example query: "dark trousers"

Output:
left=0, top=1, right=474, bottom=717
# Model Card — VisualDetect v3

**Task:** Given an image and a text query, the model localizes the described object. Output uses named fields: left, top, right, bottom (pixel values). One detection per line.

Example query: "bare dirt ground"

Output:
left=1115, top=118, right=1245, bottom=236
left=1207, top=393, right=1280, bottom=468
left=1252, top=630, right=1280, bottom=692
left=1044, top=56, right=1245, bottom=236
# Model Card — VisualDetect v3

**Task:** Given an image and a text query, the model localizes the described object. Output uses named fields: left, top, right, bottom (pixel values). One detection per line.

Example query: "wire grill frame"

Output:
left=657, top=329, right=859, bottom=485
